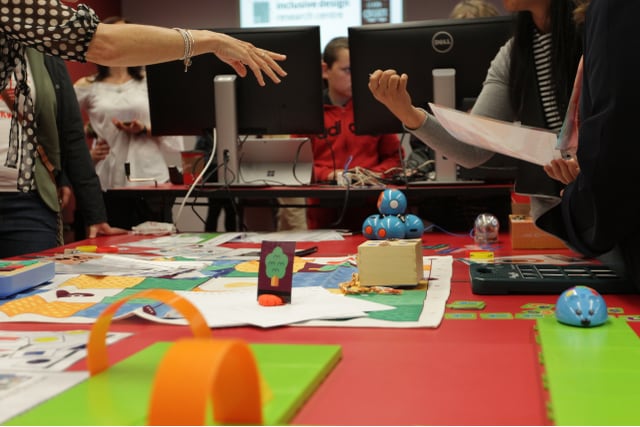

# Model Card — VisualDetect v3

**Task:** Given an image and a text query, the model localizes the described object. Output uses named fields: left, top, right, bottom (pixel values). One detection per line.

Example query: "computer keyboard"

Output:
left=469, top=263, right=635, bottom=295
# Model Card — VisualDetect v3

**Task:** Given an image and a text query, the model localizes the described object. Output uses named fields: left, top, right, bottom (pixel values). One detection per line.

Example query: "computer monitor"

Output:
left=146, top=25, right=324, bottom=183
left=348, top=16, right=515, bottom=182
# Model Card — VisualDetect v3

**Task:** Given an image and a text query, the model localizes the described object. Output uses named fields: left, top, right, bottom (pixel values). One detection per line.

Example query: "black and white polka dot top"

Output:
left=1, top=1, right=99, bottom=87
left=0, top=0, right=99, bottom=191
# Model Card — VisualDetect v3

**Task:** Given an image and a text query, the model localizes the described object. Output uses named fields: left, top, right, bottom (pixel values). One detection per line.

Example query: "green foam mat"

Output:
left=536, top=316, right=640, bottom=425
left=5, top=342, right=341, bottom=426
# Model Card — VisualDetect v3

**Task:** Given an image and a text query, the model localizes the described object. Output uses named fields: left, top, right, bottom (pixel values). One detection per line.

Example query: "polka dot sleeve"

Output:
left=0, top=1, right=99, bottom=63
left=0, top=1, right=100, bottom=192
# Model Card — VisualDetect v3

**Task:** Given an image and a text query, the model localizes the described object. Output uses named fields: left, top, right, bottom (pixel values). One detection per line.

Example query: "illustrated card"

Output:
left=257, top=241, right=296, bottom=304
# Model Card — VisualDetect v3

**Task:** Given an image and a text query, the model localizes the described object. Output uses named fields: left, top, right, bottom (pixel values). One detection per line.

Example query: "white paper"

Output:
left=298, top=256, right=452, bottom=328
left=430, top=103, right=561, bottom=166
left=237, top=230, right=345, bottom=243
left=0, top=330, right=131, bottom=371
left=53, top=253, right=209, bottom=277
left=0, top=370, right=88, bottom=424
left=135, top=287, right=395, bottom=329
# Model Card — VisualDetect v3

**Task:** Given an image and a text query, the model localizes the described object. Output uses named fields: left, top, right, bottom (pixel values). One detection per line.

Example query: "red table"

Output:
left=4, top=232, right=640, bottom=425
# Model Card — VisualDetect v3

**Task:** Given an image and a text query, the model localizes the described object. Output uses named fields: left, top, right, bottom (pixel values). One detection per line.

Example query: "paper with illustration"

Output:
left=429, top=103, right=561, bottom=166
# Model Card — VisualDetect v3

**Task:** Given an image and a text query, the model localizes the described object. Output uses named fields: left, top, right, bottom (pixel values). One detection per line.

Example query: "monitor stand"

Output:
left=431, top=68, right=461, bottom=184
left=210, top=76, right=314, bottom=187
left=214, top=75, right=240, bottom=184
left=407, top=70, right=483, bottom=186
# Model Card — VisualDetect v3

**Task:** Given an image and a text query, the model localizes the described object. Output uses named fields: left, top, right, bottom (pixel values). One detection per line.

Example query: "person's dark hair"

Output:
left=92, top=16, right=144, bottom=82
left=508, top=0, right=582, bottom=119
left=322, top=36, right=349, bottom=68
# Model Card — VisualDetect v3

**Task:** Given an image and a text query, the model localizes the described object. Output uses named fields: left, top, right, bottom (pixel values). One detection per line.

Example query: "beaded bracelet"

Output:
left=173, top=28, right=195, bottom=72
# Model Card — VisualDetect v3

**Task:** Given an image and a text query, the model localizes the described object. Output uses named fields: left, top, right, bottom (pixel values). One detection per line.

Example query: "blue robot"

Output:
left=362, top=214, right=382, bottom=239
left=375, top=215, right=406, bottom=239
left=363, top=189, right=425, bottom=240
left=403, top=214, right=425, bottom=238
left=555, top=285, right=608, bottom=327
left=377, top=189, right=407, bottom=216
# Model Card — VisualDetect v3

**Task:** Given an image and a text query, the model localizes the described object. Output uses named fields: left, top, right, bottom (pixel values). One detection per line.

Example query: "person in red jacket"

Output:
left=305, top=36, right=403, bottom=230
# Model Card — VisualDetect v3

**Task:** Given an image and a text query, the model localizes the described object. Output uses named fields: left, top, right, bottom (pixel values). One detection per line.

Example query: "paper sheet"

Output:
left=135, top=287, right=395, bottom=328
left=297, top=255, right=452, bottom=328
left=0, top=330, right=131, bottom=371
left=430, top=103, right=561, bottom=166
left=0, top=370, right=88, bottom=424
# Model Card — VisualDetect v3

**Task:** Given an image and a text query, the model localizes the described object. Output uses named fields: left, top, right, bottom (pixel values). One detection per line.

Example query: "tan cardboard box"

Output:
left=511, top=193, right=531, bottom=216
left=357, top=239, right=423, bottom=286
left=511, top=201, right=530, bottom=216
left=510, top=214, right=567, bottom=249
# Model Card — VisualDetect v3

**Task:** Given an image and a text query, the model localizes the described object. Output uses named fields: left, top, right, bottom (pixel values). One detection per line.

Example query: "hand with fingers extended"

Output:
left=211, top=32, right=288, bottom=87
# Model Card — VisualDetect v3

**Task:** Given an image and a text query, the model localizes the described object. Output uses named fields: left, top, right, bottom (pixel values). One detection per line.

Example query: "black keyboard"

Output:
left=469, top=263, right=634, bottom=295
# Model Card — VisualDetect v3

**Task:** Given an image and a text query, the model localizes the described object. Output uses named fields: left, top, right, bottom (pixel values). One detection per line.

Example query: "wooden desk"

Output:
left=5, top=232, right=639, bottom=425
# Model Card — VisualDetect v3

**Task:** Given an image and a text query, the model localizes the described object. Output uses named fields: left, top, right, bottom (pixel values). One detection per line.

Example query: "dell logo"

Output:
left=432, top=31, right=454, bottom=53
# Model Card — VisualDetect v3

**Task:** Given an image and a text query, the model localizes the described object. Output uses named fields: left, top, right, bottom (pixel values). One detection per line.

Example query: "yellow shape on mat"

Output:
left=0, top=294, right=93, bottom=318
left=63, top=274, right=144, bottom=289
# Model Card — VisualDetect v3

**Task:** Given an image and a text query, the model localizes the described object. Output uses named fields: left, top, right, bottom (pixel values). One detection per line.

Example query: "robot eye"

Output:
left=574, top=309, right=582, bottom=315
left=589, top=309, right=595, bottom=315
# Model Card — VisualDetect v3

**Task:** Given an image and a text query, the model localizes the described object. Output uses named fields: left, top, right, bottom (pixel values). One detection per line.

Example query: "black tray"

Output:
left=469, top=263, right=635, bottom=295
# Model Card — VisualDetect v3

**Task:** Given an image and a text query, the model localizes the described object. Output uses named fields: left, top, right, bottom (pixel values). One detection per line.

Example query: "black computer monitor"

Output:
left=348, top=16, right=515, bottom=183
left=348, top=16, right=513, bottom=135
left=146, top=25, right=324, bottom=137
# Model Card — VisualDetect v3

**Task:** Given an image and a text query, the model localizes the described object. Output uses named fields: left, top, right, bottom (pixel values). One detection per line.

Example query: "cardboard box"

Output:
left=510, top=215, right=567, bottom=249
left=511, top=193, right=531, bottom=216
left=357, top=239, right=423, bottom=286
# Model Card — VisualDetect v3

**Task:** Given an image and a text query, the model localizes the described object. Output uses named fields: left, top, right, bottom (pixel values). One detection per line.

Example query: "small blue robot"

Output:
left=377, top=189, right=408, bottom=215
left=362, top=214, right=382, bottom=239
left=362, top=189, right=425, bottom=239
left=375, top=215, right=406, bottom=239
left=403, top=214, right=425, bottom=238
left=555, top=285, right=608, bottom=327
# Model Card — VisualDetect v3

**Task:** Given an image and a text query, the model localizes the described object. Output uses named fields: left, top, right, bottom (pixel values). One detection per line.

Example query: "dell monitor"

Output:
left=348, top=16, right=516, bottom=182
left=146, top=25, right=324, bottom=183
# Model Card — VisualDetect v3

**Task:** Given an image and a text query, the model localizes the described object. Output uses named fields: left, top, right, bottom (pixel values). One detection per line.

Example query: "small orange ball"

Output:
left=258, top=294, right=285, bottom=306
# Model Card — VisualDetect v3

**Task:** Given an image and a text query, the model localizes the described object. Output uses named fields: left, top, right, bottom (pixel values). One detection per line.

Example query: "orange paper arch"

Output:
left=87, top=289, right=211, bottom=375
left=86, top=289, right=264, bottom=425
left=148, top=338, right=263, bottom=425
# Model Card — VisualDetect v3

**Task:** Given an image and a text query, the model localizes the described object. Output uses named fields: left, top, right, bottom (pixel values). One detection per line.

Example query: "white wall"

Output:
left=121, top=0, right=506, bottom=28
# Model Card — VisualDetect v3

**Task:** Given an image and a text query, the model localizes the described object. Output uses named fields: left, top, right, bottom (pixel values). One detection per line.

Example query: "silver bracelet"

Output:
left=173, top=27, right=194, bottom=72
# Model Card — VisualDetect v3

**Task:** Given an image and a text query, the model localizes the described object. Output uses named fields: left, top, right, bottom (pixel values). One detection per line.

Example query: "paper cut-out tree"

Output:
left=265, top=247, right=288, bottom=287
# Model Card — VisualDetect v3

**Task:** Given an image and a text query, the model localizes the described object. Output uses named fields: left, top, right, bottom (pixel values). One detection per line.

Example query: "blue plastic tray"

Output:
left=0, top=260, right=55, bottom=298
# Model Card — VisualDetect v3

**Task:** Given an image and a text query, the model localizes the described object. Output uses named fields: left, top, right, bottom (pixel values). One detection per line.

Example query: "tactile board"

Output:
left=5, top=342, right=342, bottom=426
left=470, top=263, right=634, bottom=294
left=536, top=316, right=640, bottom=425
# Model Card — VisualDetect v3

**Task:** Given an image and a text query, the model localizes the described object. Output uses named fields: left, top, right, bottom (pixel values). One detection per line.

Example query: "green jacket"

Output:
left=28, top=49, right=107, bottom=227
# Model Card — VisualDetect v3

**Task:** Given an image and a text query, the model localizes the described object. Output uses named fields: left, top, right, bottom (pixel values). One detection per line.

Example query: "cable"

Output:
left=173, top=128, right=217, bottom=230
left=292, top=137, right=311, bottom=185
left=328, top=182, right=350, bottom=228
left=423, top=222, right=473, bottom=238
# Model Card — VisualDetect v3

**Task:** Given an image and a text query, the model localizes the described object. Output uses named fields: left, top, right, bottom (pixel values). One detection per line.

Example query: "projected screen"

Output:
left=240, top=0, right=403, bottom=49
